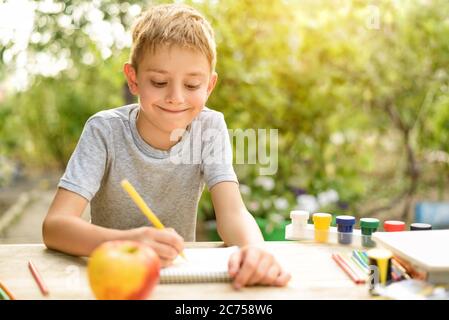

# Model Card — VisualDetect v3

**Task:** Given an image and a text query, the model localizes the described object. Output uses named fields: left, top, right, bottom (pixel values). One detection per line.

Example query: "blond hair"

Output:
left=129, top=4, right=216, bottom=73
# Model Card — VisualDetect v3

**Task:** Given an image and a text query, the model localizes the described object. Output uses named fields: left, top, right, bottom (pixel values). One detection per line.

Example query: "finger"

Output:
left=166, top=228, right=185, bottom=252
left=233, top=250, right=261, bottom=289
left=260, top=264, right=281, bottom=286
left=274, top=270, right=291, bottom=287
left=166, top=228, right=179, bottom=234
left=228, top=250, right=242, bottom=277
left=150, top=241, right=179, bottom=260
left=152, top=229, right=184, bottom=253
left=247, top=254, right=273, bottom=286
left=160, top=258, right=174, bottom=268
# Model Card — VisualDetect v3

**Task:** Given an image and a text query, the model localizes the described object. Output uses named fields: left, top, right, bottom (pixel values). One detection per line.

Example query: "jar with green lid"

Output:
left=360, top=218, right=380, bottom=248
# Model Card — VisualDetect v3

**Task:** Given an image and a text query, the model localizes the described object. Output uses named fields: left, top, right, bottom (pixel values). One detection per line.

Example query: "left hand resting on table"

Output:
left=228, top=245, right=291, bottom=289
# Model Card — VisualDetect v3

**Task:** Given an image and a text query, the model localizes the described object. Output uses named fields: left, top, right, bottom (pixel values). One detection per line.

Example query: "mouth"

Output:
left=156, top=105, right=189, bottom=114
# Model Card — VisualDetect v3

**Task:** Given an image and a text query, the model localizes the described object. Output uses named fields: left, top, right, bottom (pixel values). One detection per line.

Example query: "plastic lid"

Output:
left=360, top=218, right=380, bottom=229
left=335, top=215, right=356, bottom=226
left=366, top=248, right=393, bottom=260
left=384, top=220, right=406, bottom=232
left=290, top=210, right=310, bottom=220
left=312, top=213, right=332, bottom=229
left=366, top=248, right=393, bottom=285
left=410, top=223, right=432, bottom=231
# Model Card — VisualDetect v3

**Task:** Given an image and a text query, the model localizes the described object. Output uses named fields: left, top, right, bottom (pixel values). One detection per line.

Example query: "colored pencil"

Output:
left=352, top=250, right=369, bottom=269
left=121, top=179, right=186, bottom=260
left=28, top=260, right=49, bottom=296
left=391, top=265, right=403, bottom=281
left=358, top=250, right=370, bottom=267
left=0, top=287, right=10, bottom=300
left=0, top=280, right=16, bottom=300
left=391, top=257, right=412, bottom=280
left=350, top=255, right=369, bottom=275
left=333, top=253, right=364, bottom=284
left=361, top=251, right=369, bottom=263
left=342, top=254, right=367, bottom=281
left=332, top=253, right=364, bottom=284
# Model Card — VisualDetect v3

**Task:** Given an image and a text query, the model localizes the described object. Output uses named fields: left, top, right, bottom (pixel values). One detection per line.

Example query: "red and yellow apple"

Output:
left=87, top=240, right=160, bottom=300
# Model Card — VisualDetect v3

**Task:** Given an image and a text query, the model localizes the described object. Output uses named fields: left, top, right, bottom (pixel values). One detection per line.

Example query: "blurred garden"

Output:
left=1, top=0, right=449, bottom=241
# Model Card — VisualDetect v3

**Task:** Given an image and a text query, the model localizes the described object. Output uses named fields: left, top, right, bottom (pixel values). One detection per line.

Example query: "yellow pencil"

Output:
left=121, top=179, right=186, bottom=259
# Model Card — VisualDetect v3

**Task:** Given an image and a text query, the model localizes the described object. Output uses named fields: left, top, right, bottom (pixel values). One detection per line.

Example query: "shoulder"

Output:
left=85, top=104, right=138, bottom=131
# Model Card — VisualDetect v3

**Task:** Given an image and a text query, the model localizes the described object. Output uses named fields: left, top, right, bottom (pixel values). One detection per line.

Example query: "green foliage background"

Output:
left=1, top=0, right=449, bottom=231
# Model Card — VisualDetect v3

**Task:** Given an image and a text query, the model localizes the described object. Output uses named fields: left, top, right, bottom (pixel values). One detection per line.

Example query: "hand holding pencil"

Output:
left=121, top=179, right=186, bottom=264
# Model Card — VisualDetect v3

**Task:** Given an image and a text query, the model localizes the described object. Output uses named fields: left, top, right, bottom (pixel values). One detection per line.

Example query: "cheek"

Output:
left=139, top=86, right=161, bottom=102
left=186, top=89, right=209, bottom=107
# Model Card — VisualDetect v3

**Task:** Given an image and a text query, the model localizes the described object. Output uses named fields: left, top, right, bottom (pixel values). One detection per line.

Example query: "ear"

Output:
left=123, top=63, right=139, bottom=95
left=206, top=71, right=218, bottom=98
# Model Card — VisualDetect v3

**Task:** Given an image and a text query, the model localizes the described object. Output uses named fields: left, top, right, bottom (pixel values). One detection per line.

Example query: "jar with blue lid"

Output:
left=336, top=215, right=356, bottom=245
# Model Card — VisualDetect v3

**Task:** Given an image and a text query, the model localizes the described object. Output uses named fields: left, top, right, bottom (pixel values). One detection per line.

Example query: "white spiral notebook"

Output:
left=159, top=246, right=238, bottom=284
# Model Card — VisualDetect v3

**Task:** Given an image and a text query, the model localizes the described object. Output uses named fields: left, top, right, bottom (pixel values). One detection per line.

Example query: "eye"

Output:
left=151, top=80, right=167, bottom=88
left=185, top=84, right=200, bottom=90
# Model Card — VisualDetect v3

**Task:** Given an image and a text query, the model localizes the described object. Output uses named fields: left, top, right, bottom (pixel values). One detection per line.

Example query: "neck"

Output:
left=136, top=111, right=182, bottom=151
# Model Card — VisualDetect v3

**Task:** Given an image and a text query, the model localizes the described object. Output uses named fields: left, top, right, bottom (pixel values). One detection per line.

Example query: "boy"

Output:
left=42, top=3, right=290, bottom=289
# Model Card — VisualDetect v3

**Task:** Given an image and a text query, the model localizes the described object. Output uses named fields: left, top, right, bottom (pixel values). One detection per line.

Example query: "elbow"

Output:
left=42, top=216, right=55, bottom=250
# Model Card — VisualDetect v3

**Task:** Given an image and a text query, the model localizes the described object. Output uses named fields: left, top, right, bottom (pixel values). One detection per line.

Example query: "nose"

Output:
left=165, top=83, right=184, bottom=105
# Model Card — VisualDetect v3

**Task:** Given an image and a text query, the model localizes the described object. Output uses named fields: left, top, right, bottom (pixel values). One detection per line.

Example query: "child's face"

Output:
left=124, top=44, right=217, bottom=135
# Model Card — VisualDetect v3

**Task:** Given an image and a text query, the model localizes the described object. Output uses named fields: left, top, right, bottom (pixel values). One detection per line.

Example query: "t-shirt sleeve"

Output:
left=58, top=117, right=112, bottom=201
left=201, top=113, right=238, bottom=190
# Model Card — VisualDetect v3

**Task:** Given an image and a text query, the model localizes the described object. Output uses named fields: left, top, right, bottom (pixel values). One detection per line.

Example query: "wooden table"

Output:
left=0, top=241, right=372, bottom=299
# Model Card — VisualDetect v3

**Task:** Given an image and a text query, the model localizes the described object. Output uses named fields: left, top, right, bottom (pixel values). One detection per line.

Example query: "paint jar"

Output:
left=312, top=213, right=332, bottom=243
left=360, top=218, right=380, bottom=248
left=410, top=223, right=432, bottom=231
left=336, top=215, right=356, bottom=245
left=290, top=210, right=310, bottom=239
left=383, top=220, right=405, bottom=232
left=290, top=210, right=309, bottom=227
left=367, top=248, right=393, bottom=290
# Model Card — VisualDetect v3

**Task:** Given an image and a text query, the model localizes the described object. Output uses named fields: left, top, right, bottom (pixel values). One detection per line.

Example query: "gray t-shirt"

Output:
left=58, top=104, right=238, bottom=241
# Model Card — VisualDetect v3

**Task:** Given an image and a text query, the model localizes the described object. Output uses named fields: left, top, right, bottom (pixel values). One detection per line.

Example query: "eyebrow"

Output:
left=145, top=68, right=206, bottom=77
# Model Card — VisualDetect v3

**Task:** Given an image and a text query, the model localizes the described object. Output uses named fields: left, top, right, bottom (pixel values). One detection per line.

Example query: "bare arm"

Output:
left=42, top=188, right=132, bottom=256
left=210, top=181, right=290, bottom=288
left=210, top=182, right=264, bottom=246
left=42, top=188, right=184, bottom=263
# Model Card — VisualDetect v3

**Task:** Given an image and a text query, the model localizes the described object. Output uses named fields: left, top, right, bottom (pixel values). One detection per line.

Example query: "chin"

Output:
left=165, top=122, right=191, bottom=135
left=161, top=117, right=195, bottom=132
